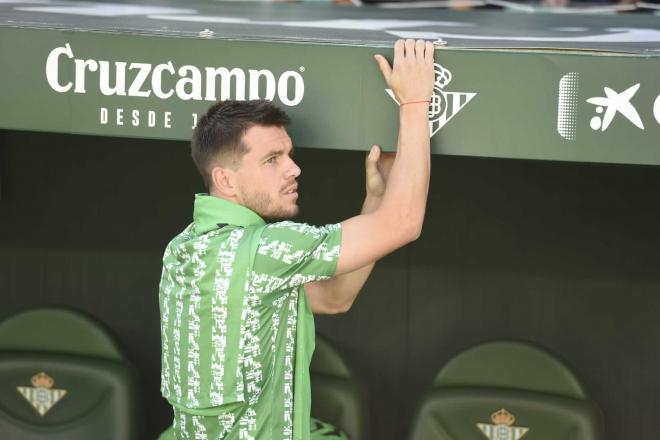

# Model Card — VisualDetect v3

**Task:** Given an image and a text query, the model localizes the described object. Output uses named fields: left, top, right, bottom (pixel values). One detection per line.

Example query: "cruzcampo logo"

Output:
left=17, top=372, right=68, bottom=416
left=477, top=408, right=529, bottom=440
left=386, top=63, right=476, bottom=137
left=45, top=43, right=306, bottom=106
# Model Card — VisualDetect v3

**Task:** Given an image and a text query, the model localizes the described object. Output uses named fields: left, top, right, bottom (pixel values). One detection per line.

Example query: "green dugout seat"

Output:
left=310, top=333, right=369, bottom=440
left=409, top=341, right=604, bottom=440
left=0, top=307, right=140, bottom=440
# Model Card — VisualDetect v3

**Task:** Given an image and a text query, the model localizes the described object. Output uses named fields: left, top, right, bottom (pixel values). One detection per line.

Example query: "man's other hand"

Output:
left=365, top=145, right=394, bottom=199
left=374, top=39, right=435, bottom=105
left=334, top=41, right=433, bottom=277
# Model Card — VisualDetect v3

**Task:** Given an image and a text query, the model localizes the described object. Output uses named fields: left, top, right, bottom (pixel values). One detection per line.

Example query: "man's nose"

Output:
left=287, top=157, right=301, bottom=179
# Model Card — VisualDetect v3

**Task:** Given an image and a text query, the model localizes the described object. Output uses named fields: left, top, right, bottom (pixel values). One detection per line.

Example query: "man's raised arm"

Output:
left=335, top=39, right=435, bottom=275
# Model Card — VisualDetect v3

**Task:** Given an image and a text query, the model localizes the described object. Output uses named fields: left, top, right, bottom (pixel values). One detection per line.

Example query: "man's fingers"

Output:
left=415, top=40, right=426, bottom=60
left=366, top=145, right=381, bottom=165
left=366, top=145, right=381, bottom=170
left=365, top=146, right=383, bottom=193
left=373, top=54, right=392, bottom=82
left=425, top=41, right=434, bottom=64
left=384, top=39, right=435, bottom=104
left=394, top=40, right=405, bottom=63
left=404, top=39, right=415, bottom=60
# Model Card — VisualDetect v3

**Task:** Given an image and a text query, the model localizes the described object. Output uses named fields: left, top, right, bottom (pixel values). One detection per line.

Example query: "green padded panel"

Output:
left=409, top=388, right=603, bottom=440
left=311, top=375, right=368, bottom=440
left=0, top=308, right=123, bottom=361
left=310, top=334, right=352, bottom=379
left=434, top=341, right=587, bottom=399
left=0, top=352, right=139, bottom=440
left=310, top=334, right=368, bottom=440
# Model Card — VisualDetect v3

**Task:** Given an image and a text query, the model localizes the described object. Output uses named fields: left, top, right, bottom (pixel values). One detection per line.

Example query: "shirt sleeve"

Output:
left=250, top=221, right=342, bottom=294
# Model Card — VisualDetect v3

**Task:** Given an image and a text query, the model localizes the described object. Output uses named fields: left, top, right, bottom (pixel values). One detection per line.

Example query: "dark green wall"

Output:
left=1, top=130, right=660, bottom=440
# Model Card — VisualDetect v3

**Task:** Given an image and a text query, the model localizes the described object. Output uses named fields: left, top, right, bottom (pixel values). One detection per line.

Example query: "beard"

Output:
left=240, top=188, right=299, bottom=221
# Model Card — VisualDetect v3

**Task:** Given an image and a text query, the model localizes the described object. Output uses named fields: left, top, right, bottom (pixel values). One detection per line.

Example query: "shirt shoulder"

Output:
left=250, top=222, right=342, bottom=294
left=261, top=221, right=341, bottom=242
left=163, top=223, right=243, bottom=262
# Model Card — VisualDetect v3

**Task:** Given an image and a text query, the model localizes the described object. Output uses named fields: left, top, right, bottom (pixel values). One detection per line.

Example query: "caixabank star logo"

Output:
left=386, top=63, right=477, bottom=137
left=557, top=72, right=660, bottom=141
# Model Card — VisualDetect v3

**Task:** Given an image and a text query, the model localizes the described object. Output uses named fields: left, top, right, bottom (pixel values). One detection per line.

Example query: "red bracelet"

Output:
left=400, top=100, right=430, bottom=107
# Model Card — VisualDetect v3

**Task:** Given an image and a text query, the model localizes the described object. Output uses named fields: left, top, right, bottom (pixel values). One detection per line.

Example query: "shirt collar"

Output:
left=193, top=193, right=265, bottom=235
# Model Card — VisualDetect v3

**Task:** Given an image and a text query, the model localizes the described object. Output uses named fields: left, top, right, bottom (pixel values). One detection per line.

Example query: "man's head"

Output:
left=192, top=100, right=301, bottom=220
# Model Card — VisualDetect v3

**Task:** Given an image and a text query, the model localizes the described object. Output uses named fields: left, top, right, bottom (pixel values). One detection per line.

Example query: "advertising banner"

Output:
left=1, top=1, right=659, bottom=165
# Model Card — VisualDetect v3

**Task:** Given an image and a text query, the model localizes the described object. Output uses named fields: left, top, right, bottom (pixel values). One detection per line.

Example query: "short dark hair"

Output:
left=191, top=100, right=291, bottom=189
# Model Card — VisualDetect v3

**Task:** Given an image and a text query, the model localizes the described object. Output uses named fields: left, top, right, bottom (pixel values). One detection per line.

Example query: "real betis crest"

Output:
left=386, top=63, right=477, bottom=138
left=477, top=408, right=529, bottom=440
left=16, top=372, right=67, bottom=416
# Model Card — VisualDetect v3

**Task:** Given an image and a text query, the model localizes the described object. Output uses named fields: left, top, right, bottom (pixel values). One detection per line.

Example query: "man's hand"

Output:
left=374, top=39, right=435, bottom=105
left=306, top=40, right=434, bottom=314
left=334, top=39, right=433, bottom=276
left=305, top=144, right=395, bottom=315
left=365, top=145, right=395, bottom=199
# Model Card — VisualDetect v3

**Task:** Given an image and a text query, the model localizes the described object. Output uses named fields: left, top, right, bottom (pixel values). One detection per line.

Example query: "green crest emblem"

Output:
left=16, top=372, right=67, bottom=416
left=477, top=408, right=529, bottom=440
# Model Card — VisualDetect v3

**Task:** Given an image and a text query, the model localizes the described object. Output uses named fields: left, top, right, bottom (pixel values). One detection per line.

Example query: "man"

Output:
left=159, top=39, right=435, bottom=439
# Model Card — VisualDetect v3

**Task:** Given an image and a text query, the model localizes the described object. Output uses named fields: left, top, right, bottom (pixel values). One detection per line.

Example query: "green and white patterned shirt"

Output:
left=159, top=194, right=341, bottom=439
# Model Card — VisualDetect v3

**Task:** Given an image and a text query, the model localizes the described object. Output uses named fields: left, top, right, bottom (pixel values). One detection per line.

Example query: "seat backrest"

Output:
left=310, top=333, right=353, bottom=379
left=433, top=340, right=587, bottom=399
left=409, top=340, right=603, bottom=440
left=0, top=307, right=124, bottom=360
left=0, top=307, right=139, bottom=440
left=310, top=333, right=368, bottom=440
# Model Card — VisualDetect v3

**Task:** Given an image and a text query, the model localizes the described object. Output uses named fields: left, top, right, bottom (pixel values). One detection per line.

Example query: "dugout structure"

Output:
left=1, top=1, right=659, bottom=439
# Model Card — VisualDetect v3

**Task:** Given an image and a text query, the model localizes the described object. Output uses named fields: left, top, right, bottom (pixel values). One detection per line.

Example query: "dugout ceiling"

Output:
left=1, top=0, right=659, bottom=165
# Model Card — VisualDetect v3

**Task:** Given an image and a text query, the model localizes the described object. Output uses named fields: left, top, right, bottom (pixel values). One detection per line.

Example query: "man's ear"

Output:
left=210, top=165, right=238, bottom=198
